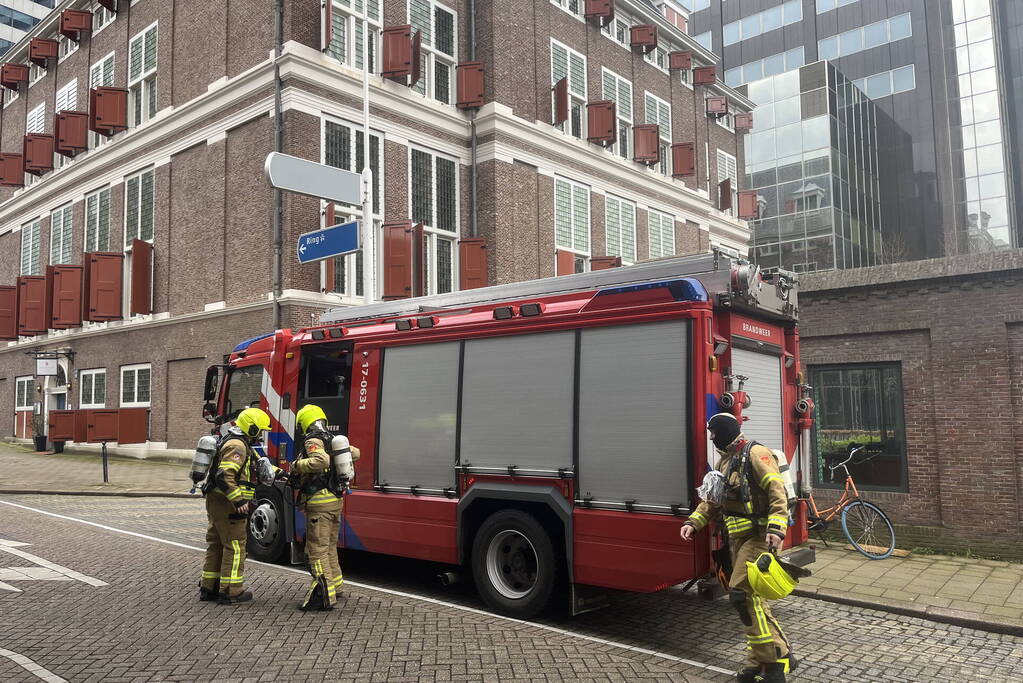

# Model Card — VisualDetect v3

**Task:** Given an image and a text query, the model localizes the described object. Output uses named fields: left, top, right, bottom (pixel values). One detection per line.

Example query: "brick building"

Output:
left=0, top=0, right=753, bottom=451
left=799, top=250, right=1023, bottom=559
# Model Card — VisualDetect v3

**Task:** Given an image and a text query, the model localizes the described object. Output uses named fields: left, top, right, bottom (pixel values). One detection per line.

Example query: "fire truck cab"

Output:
left=203, top=251, right=814, bottom=618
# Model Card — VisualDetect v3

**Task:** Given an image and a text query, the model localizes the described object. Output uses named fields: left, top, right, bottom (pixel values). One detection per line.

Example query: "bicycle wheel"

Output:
left=841, top=500, right=896, bottom=560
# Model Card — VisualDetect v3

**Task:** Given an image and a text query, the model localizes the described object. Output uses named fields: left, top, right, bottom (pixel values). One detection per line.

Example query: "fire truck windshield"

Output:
left=223, top=365, right=263, bottom=421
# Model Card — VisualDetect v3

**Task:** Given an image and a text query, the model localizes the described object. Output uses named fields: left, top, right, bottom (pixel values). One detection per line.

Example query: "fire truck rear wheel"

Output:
left=471, top=509, right=558, bottom=619
left=248, top=487, right=286, bottom=562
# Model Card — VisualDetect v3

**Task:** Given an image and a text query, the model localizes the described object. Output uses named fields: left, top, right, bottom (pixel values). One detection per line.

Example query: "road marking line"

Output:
left=0, top=647, right=68, bottom=683
left=0, top=499, right=732, bottom=677
left=0, top=542, right=107, bottom=587
left=0, top=580, right=20, bottom=592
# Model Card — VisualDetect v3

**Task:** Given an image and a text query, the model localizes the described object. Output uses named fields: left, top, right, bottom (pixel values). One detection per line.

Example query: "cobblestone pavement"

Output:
left=3, top=495, right=1023, bottom=683
left=0, top=444, right=189, bottom=495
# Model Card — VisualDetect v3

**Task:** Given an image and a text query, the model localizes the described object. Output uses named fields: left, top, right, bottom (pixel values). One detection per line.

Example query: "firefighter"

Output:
left=199, top=407, right=272, bottom=606
left=680, top=413, right=793, bottom=683
left=291, top=404, right=359, bottom=611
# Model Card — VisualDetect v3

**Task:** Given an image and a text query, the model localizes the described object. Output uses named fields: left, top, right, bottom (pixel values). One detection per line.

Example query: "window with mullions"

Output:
left=128, top=23, right=158, bottom=127
left=50, top=205, right=73, bottom=265
left=644, top=92, right=671, bottom=176
left=602, top=16, right=631, bottom=48
left=550, top=0, right=583, bottom=18
left=120, top=363, right=152, bottom=408
left=717, top=149, right=737, bottom=216
left=85, top=187, right=111, bottom=252
left=810, top=363, right=907, bottom=491
left=554, top=176, right=590, bottom=260
left=602, top=68, right=633, bottom=160
left=125, top=168, right=155, bottom=245
left=410, top=147, right=458, bottom=295
left=551, top=40, right=586, bottom=139
left=604, top=194, right=636, bottom=264
left=325, top=0, right=381, bottom=73
left=79, top=368, right=106, bottom=409
left=647, top=208, right=676, bottom=259
left=20, top=220, right=42, bottom=276
left=15, top=376, right=34, bottom=410
left=90, top=53, right=115, bottom=149
left=409, top=0, right=457, bottom=105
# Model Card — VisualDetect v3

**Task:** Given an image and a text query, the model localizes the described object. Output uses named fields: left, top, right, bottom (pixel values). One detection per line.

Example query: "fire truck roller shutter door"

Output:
left=730, top=347, right=784, bottom=450
left=460, top=331, right=575, bottom=473
left=377, top=341, right=460, bottom=491
left=577, top=320, right=688, bottom=509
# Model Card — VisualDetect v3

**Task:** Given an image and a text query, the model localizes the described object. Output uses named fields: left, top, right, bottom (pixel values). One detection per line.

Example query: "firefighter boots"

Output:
left=736, top=668, right=759, bottom=683
left=217, top=590, right=253, bottom=605
left=756, top=663, right=786, bottom=683
left=198, top=582, right=219, bottom=602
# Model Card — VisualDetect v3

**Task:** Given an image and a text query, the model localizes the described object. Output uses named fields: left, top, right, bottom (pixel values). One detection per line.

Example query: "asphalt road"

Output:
left=1, top=494, right=1022, bottom=683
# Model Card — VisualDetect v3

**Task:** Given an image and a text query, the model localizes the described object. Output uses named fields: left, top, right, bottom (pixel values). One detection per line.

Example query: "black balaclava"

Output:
left=707, top=413, right=741, bottom=451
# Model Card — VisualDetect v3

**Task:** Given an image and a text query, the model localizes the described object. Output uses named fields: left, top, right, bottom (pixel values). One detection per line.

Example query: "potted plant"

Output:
left=30, top=414, right=47, bottom=452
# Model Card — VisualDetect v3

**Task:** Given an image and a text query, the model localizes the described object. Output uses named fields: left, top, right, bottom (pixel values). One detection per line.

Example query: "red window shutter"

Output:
left=98, top=0, right=117, bottom=12
left=23, top=135, right=55, bottom=176
left=130, top=239, right=153, bottom=315
left=630, top=25, right=657, bottom=53
left=1, top=63, right=28, bottom=89
left=55, top=111, right=89, bottom=157
left=0, top=154, right=24, bottom=187
left=83, top=251, right=124, bottom=321
left=381, top=25, right=413, bottom=81
left=706, top=96, right=729, bottom=117
left=0, top=285, right=17, bottom=340
left=74, top=410, right=89, bottom=443
left=87, top=409, right=119, bottom=443
left=633, top=124, right=660, bottom=165
left=382, top=220, right=414, bottom=300
left=411, top=30, right=423, bottom=88
left=671, top=142, right=696, bottom=178
left=735, top=112, right=753, bottom=130
left=586, top=100, right=616, bottom=146
left=17, top=276, right=48, bottom=336
left=90, top=87, right=129, bottom=136
left=29, top=38, right=58, bottom=67
left=590, top=256, right=621, bottom=271
left=693, top=66, right=716, bottom=86
left=321, top=0, right=332, bottom=51
left=552, top=77, right=569, bottom=126
left=719, top=178, right=732, bottom=212
left=47, top=264, right=83, bottom=329
left=458, top=238, right=488, bottom=290
left=669, top=51, right=692, bottom=71
left=556, top=250, right=576, bottom=276
left=584, top=0, right=615, bottom=27
left=118, top=408, right=149, bottom=444
left=48, top=410, right=76, bottom=441
left=738, top=190, right=759, bottom=219
left=412, top=223, right=425, bottom=298
left=60, top=9, right=92, bottom=41
left=456, top=62, right=485, bottom=109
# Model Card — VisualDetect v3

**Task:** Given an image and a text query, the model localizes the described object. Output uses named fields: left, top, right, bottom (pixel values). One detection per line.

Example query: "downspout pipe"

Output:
left=272, top=0, right=285, bottom=330
left=469, top=0, right=478, bottom=238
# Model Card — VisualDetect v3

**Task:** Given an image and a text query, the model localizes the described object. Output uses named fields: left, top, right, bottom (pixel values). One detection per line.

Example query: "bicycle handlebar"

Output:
left=829, top=446, right=863, bottom=472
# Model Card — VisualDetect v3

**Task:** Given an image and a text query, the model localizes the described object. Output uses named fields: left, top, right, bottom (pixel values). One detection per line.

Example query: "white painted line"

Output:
left=0, top=542, right=108, bottom=587
left=0, top=647, right=68, bottom=683
left=0, top=579, right=21, bottom=592
left=0, top=499, right=732, bottom=677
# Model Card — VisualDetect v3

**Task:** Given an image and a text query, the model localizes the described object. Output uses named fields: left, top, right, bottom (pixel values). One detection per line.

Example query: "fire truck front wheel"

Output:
left=247, top=487, right=286, bottom=562
left=472, top=510, right=558, bottom=619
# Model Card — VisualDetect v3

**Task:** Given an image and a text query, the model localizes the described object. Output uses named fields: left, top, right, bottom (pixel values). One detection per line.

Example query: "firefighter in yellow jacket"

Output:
left=680, top=413, right=793, bottom=683
left=291, top=404, right=359, bottom=611
left=199, top=407, right=272, bottom=605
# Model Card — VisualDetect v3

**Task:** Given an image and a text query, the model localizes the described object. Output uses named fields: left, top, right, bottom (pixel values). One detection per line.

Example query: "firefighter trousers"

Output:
left=201, top=494, right=249, bottom=597
left=729, top=532, right=791, bottom=668
left=301, top=500, right=343, bottom=608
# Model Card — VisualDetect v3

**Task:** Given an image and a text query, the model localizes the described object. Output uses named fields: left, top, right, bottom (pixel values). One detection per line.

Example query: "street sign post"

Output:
left=263, top=152, right=362, bottom=205
left=296, top=221, right=361, bottom=264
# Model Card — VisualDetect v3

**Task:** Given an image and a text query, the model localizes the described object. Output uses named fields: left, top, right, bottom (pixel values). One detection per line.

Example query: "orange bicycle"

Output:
left=805, top=444, right=896, bottom=560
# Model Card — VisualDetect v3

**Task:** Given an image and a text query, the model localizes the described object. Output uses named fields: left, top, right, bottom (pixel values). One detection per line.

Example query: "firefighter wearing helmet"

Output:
left=199, top=407, right=275, bottom=605
left=291, top=404, right=360, bottom=611
left=680, top=413, right=795, bottom=683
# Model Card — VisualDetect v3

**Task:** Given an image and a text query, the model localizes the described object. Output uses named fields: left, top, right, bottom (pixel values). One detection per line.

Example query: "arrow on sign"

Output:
left=296, top=220, right=361, bottom=264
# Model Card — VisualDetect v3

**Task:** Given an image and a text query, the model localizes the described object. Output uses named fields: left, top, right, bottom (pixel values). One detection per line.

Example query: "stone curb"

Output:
left=0, top=489, right=198, bottom=499
left=794, top=587, right=1023, bottom=637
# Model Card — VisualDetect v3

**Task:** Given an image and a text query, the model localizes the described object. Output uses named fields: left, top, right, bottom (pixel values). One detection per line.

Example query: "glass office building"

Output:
left=0, top=2, right=55, bottom=57
left=689, top=0, right=1021, bottom=260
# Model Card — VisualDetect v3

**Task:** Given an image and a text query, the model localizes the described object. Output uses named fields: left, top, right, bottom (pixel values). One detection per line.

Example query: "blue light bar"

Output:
left=232, top=332, right=274, bottom=353
left=592, top=277, right=708, bottom=302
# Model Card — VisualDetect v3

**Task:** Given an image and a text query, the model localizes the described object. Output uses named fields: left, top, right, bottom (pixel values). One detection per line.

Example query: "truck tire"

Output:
left=247, top=486, right=286, bottom=562
left=471, top=509, right=558, bottom=619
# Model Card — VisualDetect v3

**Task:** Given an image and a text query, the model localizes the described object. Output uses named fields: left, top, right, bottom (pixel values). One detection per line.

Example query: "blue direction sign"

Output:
left=296, top=221, right=361, bottom=264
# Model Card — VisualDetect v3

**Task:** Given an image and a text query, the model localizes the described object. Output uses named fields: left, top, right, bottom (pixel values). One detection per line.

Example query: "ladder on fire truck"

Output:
left=319, top=250, right=799, bottom=326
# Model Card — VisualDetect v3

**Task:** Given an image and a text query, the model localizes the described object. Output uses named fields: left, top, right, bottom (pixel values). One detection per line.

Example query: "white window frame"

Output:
left=89, top=52, right=115, bottom=148
left=55, top=79, right=78, bottom=169
left=58, top=34, right=79, bottom=63
left=554, top=176, right=591, bottom=259
left=408, top=145, right=460, bottom=296
left=550, top=39, right=587, bottom=139
left=408, top=0, right=458, bottom=106
left=680, top=65, right=693, bottom=90
left=644, top=91, right=672, bottom=176
left=602, top=67, right=633, bottom=160
left=602, top=14, right=632, bottom=49
left=28, top=60, right=45, bottom=87
left=716, top=109, right=735, bottom=132
left=4, top=83, right=18, bottom=108
left=325, top=0, right=382, bottom=74
left=550, top=0, right=584, bottom=20
left=20, top=220, right=42, bottom=276
left=92, top=3, right=116, bottom=36
left=85, top=186, right=112, bottom=252
left=124, top=167, right=155, bottom=246
left=604, top=194, right=637, bottom=265
left=717, top=149, right=738, bottom=217
left=647, top=208, right=676, bottom=259
left=120, top=363, right=152, bottom=408
left=15, top=376, right=35, bottom=411
left=50, top=204, right=73, bottom=265
left=128, top=22, right=158, bottom=128
left=79, top=368, right=107, bottom=409
left=26, top=102, right=45, bottom=134
left=643, top=46, right=669, bottom=74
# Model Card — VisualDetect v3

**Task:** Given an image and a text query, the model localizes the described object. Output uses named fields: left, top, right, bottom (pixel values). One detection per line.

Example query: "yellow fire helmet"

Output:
left=235, top=407, right=271, bottom=439
left=296, top=404, right=328, bottom=434
left=746, top=552, right=798, bottom=600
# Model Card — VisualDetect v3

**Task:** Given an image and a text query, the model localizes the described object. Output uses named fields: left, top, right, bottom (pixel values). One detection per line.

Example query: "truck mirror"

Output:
left=203, top=365, right=219, bottom=402
left=202, top=402, right=218, bottom=424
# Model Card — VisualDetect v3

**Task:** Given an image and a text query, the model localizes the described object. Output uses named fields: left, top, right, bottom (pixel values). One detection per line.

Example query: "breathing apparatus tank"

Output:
left=190, top=435, right=218, bottom=494
left=329, top=434, right=354, bottom=493
left=254, top=455, right=277, bottom=487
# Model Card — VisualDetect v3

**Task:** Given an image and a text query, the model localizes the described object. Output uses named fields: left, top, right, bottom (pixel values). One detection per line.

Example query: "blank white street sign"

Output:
left=263, top=152, right=362, bottom=205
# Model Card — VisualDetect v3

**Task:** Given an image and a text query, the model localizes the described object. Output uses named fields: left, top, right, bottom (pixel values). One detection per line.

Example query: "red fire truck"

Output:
left=202, top=252, right=814, bottom=617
